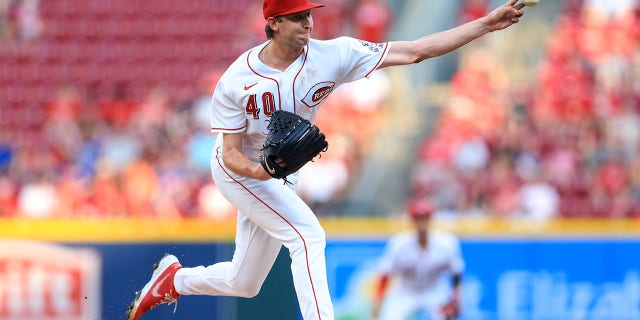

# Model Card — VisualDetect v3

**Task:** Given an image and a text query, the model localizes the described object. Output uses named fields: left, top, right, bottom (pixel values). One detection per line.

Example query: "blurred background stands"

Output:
left=1, top=0, right=639, bottom=219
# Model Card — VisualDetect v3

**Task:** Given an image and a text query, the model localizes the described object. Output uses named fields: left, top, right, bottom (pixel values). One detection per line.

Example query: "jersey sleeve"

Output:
left=336, top=36, right=389, bottom=84
left=209, top=79, right=246, bottom=133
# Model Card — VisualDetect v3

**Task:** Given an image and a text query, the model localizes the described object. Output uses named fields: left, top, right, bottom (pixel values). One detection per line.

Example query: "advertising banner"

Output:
left=2, top=219, right=638, bottom=320
left=327, top=238, right=640, bottom=320
left=0, top=241, right=101, bottom=320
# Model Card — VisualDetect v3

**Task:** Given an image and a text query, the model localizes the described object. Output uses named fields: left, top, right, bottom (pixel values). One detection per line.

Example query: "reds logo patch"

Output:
left=301, top=81, right=335, bottom=108
left=359, top=40, right=385, bottom=53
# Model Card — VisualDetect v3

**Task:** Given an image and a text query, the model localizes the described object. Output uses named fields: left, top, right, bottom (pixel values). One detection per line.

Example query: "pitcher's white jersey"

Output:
left=209, top=37, right=389, bottom=161
left=195, top=36, right=389, bottom=320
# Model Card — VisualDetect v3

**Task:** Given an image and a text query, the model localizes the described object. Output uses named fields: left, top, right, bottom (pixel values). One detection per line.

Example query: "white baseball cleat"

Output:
left=127, top=254, right=182, bottom=320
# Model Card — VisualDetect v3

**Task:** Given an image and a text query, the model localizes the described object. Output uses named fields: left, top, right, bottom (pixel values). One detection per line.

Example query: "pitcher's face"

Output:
left=276, top=10, right=313, bottom=47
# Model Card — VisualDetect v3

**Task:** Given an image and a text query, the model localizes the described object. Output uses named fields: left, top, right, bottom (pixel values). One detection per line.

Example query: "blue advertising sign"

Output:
left=326, top=238, right=640, bottom=320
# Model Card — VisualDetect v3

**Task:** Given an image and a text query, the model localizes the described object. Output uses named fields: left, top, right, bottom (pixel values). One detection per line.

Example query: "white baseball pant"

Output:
left=173, top=146, right=334, bottom=320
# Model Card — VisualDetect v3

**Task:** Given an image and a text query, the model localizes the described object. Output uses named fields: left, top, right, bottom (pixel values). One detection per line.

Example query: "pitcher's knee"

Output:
left=305, top=227, right=326, bottom=248
left=306, top=233, right=326, bottom=250
left=290, top=228, right=326, bottom=254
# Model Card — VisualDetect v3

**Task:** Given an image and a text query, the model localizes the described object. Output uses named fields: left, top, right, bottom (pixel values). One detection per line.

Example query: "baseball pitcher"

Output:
left=127, top=1, right=527, bottom=319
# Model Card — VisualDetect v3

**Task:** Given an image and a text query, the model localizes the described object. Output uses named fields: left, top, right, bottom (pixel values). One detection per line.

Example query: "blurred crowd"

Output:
left=0, top=0, right=392, bottom=218
left=0, top=0, right=43, bottom=43
left=3, top=0, right=639, bottom=220
left=411, top=0, right=640, bottom=219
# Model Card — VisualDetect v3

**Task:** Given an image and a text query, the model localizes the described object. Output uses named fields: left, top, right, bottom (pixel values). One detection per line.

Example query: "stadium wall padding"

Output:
left=0, top=217, right=638, bottom=320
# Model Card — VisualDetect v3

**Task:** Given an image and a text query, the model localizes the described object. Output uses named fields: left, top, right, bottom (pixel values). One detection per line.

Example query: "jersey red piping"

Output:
left=247, top=47, right=283, bottom=112
left=291, top=43, right=310, bottom=113
left=365, top=42, right=390, bottom=78
left=215, top=146, right=324, bottom=319
left=210, top=125, right=247, bottom=132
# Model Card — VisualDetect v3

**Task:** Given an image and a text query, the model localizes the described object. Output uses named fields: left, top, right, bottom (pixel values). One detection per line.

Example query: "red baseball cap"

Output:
left=263, top=0, right=324, bottom=19
left=407, top=198, right=435, bottom=219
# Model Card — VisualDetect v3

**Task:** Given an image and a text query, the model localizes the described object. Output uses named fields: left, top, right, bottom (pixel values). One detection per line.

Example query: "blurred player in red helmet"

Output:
left=372, top=197, right=465, bottom=320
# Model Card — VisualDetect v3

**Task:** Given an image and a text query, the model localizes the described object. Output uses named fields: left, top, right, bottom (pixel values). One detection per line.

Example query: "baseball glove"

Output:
left=260, top=110, right=328, bottom=180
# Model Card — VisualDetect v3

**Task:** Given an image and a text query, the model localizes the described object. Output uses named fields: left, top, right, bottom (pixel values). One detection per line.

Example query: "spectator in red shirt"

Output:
left=353, top=0, right=392, bottom=43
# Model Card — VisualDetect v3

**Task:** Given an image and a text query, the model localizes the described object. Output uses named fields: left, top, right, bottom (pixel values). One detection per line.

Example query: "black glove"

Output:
left=260, top=110, right=328, bottom=180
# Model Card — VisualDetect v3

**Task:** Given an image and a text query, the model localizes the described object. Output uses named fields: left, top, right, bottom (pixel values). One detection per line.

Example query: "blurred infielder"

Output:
left=127, top=0, right=527, bottom=319
left=372, top=198, right=464, bottom=320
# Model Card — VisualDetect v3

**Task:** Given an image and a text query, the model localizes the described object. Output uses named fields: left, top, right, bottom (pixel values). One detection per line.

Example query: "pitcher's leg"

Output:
left=210, top=148, right=334, bottom=319
left=174, top=213, right=281, bottom=297
left=284, top=217, right=332, bottom=320
left=231, top=181, right=333, bottom=320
